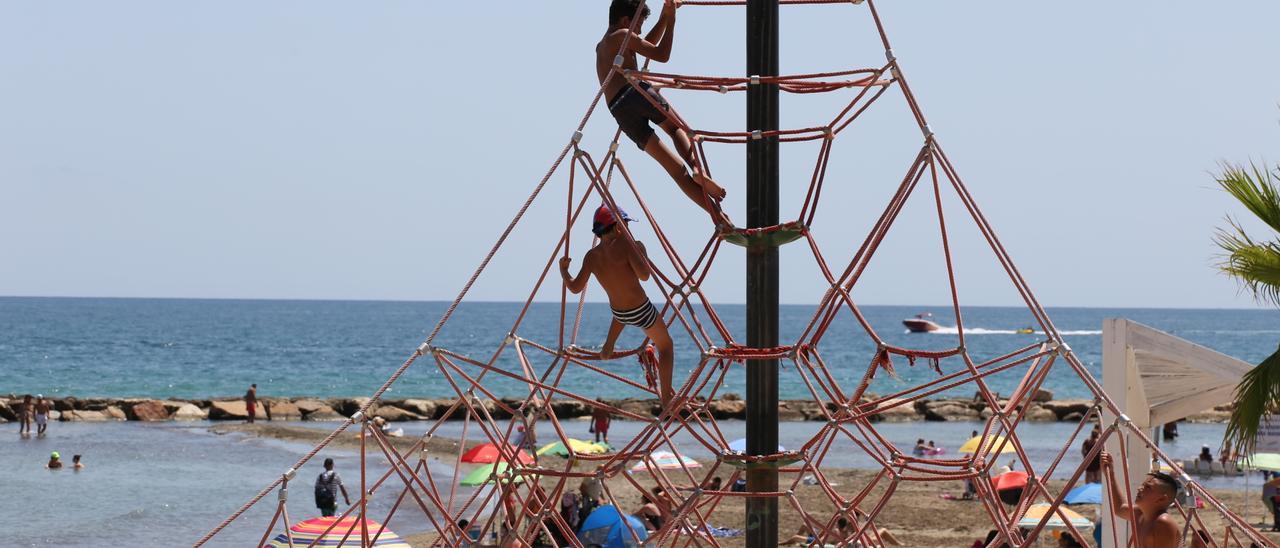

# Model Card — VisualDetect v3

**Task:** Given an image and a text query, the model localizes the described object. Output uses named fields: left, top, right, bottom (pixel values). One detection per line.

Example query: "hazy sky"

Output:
left=2, top=1, right=1278, bottom=308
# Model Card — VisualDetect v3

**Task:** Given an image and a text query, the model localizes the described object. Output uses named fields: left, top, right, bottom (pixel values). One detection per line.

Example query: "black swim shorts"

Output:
left=608, top=81, right=670, bottom=149
left=612, top=300, right=659, bottom=330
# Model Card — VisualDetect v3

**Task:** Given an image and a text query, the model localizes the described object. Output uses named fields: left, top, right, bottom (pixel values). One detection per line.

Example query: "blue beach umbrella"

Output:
left=1064, top=483, right=1102, bottom=505
left=727, top=438, right=786, bottom=453
left=577, top=505, right=648, bottom=548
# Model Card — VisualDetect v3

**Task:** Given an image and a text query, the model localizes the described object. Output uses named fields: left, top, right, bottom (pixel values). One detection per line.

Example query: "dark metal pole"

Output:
left=745, top=0, right=779, bottom=545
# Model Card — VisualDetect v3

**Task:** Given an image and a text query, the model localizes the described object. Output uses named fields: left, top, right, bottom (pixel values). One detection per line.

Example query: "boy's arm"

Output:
left=627, top=241, right=652, bottom=282
left=624, top=1, right=678, bottom=63
left=1099, top=452, right=1134, bottom=519
left=560, top=254, right=593, bottom=294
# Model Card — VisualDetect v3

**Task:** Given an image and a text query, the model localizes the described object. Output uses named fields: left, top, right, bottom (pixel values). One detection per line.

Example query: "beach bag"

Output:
left=315, top=471, right=336, bottom=508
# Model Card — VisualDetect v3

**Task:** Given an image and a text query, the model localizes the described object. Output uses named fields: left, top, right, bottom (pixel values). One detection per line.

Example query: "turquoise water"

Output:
left=2, top=297, right=1278, bottom=401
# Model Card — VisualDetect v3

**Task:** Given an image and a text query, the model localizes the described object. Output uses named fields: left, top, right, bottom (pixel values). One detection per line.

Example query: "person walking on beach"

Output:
left=244, top=384, right=257, bottom=424
left=591, top=399, right=612, bottom=444
left=561, top=204, right=677, bottom=405
left=34, top=395, right=51, bottom=436
left=1082, top=429, right=1101, bottom=483
left=595, top=0, right=730, bottom=228
left=17, top=394, right=33, bottom=436
left=314, top=458, right=351, bottom=517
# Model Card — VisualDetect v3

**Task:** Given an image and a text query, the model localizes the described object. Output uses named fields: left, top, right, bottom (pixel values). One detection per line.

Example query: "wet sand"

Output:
left=214, top=423, right=1278, bottom=547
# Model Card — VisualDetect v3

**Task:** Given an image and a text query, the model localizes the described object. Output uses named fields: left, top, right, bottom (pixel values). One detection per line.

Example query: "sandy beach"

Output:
left=213, top=423, right=1280, bottom=547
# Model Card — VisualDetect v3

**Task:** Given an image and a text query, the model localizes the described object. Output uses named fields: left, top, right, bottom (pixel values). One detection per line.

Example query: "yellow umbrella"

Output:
left=537, top=438, right=607, bottom=457
left=1017, top=502, right=1093, bottom=530
left=958, top=435, right=1018, bottom=455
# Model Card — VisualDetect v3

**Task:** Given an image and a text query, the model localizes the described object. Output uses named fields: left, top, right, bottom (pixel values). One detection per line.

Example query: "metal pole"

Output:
left=745, top=0, right=779, bottom=545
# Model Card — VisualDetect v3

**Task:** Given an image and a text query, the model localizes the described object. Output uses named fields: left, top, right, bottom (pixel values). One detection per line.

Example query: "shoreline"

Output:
left=2, top=393, right=1234, bottom=424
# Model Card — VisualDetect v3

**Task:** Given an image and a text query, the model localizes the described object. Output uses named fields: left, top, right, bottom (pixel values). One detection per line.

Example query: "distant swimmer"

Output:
left=47, top=451, right=63, bottom=469
left=561, top=205, right=676, bottom=405
left=72, top=454, right=84, bottom=470
left=1100, top=452, right=1181, bottom=548
left=595, top=0, right=731, bottom=228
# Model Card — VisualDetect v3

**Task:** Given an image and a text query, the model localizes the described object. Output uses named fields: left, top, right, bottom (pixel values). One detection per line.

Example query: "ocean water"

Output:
left=2, top=297, right=1279, bottom=402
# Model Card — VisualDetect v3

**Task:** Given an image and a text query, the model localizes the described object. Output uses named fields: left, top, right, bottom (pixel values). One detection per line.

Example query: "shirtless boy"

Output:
left=596, top=0, right=730, bottom=227
left=1099, top=452, right=1181, bottom=548
left=560, top=205, right=675, bottom=404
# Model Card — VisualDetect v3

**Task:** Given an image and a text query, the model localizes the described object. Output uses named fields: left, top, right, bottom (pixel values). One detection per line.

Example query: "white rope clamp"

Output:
left=609, top=141, right=619, bottom=153
left=851, top=0, right=865, bottom=4
left=884, top=49, right=896, bottom=63
left=571, top=131, right=583, bottom=145
left=717, top=85, right=729, bottom=94
left=284, top=467, right=297, bottom=481
left=750, top=130, right=763, bottom=140
left=749, top=75, right=761, bottom=85
left=278, top=488, right=289, bottom=503
left=351, top=410, right=364, bottom=422
left=613, top=55, right=625, bottom=67
left=416, top=342, right=431, bottom=356
left=922, top=124, right=934, bottom=140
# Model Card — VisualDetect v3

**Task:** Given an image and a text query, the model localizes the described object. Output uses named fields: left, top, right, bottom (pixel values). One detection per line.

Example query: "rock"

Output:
left=0, top=402, right=16, bottom=421
left=103, top=406, right=128, bottom=420
left=775, top=402, right=806, bottom=421
left=1042, top=400, right=1093, bottom=420
left=172, top=403, right=207, bottom=421
left=922, top=401, right=980, bottom=422
left=54, top=397, right=78, bottom=412
left=303, top=406, right=344, bottom=421
left=63, top=409, right=111, bottom=422
left=707, top=399, right=746, bottom=420
left=47, top=410, right=61, bottom=421
left=374, top=406, right=425, bottom=422
left=617, top=399, right=657, bottom=419
left=265, top=401, right=302, bottom=420
left=548, top=400, right=588, bottom=418
left=1062, top=411, right=1085, bottom=422
left=1031, top=389, right=1054, bottom=403
left=792, top=401, right=834, bottom=421
left=81, top=399, right=114, bottom=411
left=722, top=393, right=742, bottom=401
left=339, top=398, right=376, bottom=417
left=1024, top=405, right=1057, bottom=422
left=400, top=399, right=439, bottom=418
left=126, top=400, right=172, bottom=421
left=866, top=398, right=921, bottom=422
left=207, top=400, right=263, bottom=421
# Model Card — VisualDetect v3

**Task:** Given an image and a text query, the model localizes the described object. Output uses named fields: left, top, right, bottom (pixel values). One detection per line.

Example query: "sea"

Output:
left=2, top=297, right=1279, bottom=546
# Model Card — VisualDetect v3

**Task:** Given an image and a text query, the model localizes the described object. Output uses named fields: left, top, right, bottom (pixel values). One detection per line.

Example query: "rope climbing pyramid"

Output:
left=198, top=1, right=1272, bottom=546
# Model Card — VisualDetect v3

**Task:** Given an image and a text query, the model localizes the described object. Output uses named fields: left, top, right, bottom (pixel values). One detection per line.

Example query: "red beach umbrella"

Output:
left=993, top=470, right=1028, bottom=505
left=461, top=442, right=534, bottom=465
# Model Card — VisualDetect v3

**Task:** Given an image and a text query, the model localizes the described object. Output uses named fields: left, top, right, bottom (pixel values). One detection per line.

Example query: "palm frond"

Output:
left=1224, top=344, right=1280, bottom=456
left=1216, top=162, right=1280, bottom=234
left=1214, top=220, right=1280, bottom=306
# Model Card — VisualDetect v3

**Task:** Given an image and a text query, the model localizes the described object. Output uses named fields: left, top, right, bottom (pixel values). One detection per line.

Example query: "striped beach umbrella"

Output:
left=631, top=450, right=700, bottom=471
left=460, top=462, right=528, bottom=486
left=267, top=516, right=409, bottom=547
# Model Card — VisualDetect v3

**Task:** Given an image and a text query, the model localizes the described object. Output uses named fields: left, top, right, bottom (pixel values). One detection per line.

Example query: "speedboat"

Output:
left=902, top=313, right=943, bottom=333
left=1015, top=327, right=1035, bottom=335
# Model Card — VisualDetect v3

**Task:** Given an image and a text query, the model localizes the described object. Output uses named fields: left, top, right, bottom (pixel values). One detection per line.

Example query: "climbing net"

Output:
left=198, top=1, right=1272, bottom=547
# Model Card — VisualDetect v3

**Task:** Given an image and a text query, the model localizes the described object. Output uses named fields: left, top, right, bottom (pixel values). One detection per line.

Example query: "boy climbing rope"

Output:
left=596, top=0, right=731, bottom=228
left=560, top=204, right=675, bottom=405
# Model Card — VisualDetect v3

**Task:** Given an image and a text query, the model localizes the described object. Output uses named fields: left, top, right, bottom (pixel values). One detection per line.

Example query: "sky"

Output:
left=2, top=1, right=1279, bottom=309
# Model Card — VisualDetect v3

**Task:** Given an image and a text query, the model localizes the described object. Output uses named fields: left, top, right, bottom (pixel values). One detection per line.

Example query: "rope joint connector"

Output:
left=351, top=411, right=364, bottom=422
left=570, top=131, right=583, bottom=145
left=284, top=467, right=297, bottom=481
left=922, top=124, right=934, bottom=140
left=278, top=488, right=288, bottom=502
left=609, top=142, right=619, bottom=153
left=750, top=130, right=763, bottom=140
left=613, top=55, right=624, bottom=67
left=749, top=75, right=761, bottom=85
left=717, top=85, right=728, bottom=94
left=417, top=342, right=432, bottom=356
left=885, top=49, right=897, bottom=63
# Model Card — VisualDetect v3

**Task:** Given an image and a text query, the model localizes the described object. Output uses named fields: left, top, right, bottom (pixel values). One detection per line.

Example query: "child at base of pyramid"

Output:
left=560, top=205, right=675, bottom=405
left=595, top=0, right=731, bottom=228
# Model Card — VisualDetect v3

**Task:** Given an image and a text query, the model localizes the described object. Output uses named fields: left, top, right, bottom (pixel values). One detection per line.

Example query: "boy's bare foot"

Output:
left=692, top=170, right=727, bottom=202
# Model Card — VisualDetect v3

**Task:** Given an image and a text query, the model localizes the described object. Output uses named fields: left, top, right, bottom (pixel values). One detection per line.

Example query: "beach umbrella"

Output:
left=593, top=441, right=613, bottom=453
left=727, top=438, right=786, bottom=453
left=577, top=505, right=648, bottom=548
left=1017, top=503, right=1094, bottom=530
left=460, top=462, right=527, bottom=486
left=538, top=438, right=607, bottom=457
left=993, top=471, right=1028, bottom=506
left=1245, top=453, right=1280, bottom=472
left=1064, top=483, right=1102, bottom=505
left=631, top=450, right=700, bottom=471
left=461, top=442, right=534, bottom=465
left=958, top=435, right=1018, bottom=455
left=267, top=516, right=410, bottom=547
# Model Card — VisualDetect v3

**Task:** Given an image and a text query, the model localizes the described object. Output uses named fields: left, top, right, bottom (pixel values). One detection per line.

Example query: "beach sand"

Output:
left=214, top=423, right=1277, bottom=547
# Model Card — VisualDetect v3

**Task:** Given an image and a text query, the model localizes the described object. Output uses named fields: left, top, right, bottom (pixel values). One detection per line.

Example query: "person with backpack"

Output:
left=314, top=458, right=351, bottom=517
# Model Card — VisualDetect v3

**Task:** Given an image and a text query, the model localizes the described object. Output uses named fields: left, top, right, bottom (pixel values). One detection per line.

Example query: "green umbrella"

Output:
left=1245, top=453, right=1280, bottom=472
left=460, top=462, right=527, bottom=486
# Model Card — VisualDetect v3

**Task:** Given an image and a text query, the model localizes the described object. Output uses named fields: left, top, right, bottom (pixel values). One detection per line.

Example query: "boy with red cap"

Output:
left=595, top=0, right=730, bottom=228
left=560, top=204, right=675, bottom=405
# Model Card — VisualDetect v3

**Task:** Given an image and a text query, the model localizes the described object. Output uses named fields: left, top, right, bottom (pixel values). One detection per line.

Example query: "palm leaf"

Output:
left=1214, top=221, right=1280, bottom=306
left=1223, top=344, right=1280, bottom=455
left=1216, top=162, right=1280, bottom=234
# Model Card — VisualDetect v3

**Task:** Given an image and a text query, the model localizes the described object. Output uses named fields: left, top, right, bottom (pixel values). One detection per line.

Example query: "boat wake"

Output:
left=918, top=327, right=1102, bottom=336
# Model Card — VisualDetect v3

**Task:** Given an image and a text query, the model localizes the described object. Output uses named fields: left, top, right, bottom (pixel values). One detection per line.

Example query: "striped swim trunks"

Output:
left=612, top=300, right=659, bottom=330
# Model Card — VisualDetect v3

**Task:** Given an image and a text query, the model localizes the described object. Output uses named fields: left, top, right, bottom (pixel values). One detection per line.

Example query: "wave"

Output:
left=916, top=327, right=1102, bottom=336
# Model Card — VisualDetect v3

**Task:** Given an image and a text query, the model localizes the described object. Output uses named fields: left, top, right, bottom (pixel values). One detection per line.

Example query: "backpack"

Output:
left=315, top=471, right=336, bottom=508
